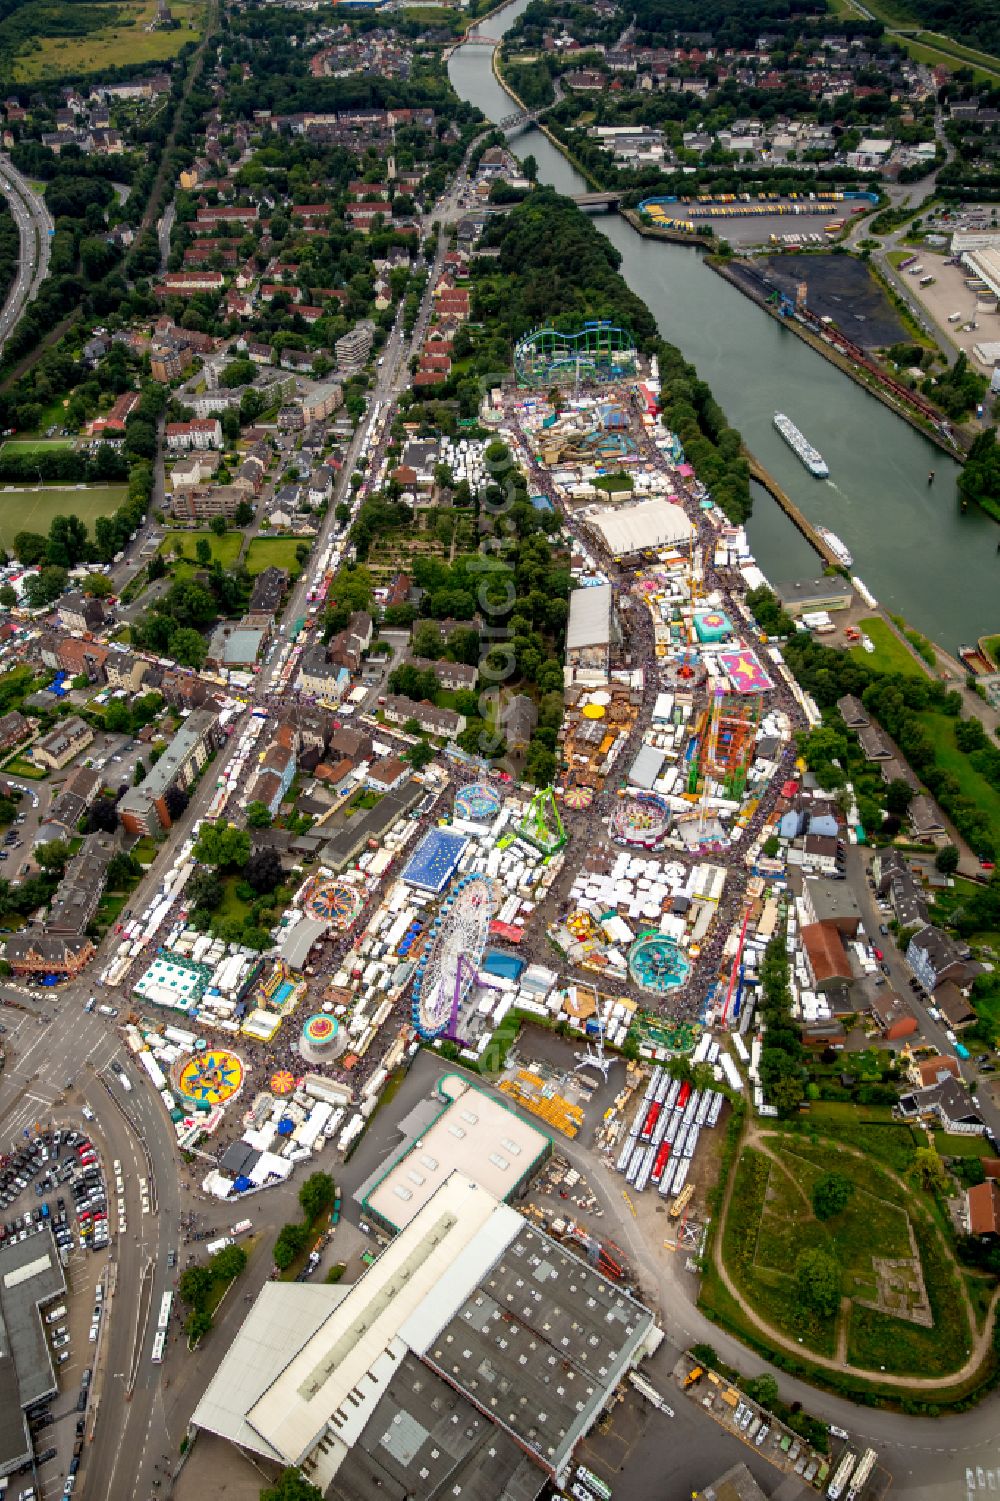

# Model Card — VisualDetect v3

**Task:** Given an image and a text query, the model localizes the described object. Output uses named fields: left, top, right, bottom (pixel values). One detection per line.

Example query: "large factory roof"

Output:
left=963, top=244, right=1000, bottom=300
left=360, top=1075, right=551, bottom=1232
left=585, top=499, right=693, bottom=557
left=192, top=1173, right=657, bottom=1494
left=566, top=582, right=612, bottom=651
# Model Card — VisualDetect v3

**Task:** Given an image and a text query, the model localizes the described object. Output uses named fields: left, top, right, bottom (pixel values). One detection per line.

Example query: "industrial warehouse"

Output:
left=191, top=1172, right=660, bottom=1498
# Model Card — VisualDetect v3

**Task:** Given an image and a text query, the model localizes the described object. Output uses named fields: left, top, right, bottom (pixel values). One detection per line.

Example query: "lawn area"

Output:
left=13, top=0, right=206, bottom=82
left=914, top=29, right=1000, bottom=72
left=159, top=530, right=243, bottom=570
left=849, top=616, right=926, bottom=677
left=918, top=710, right=1000, bottom=836
left=245, top=537, right=306, bottom=577
left=217, top=874, right=253, bottom=924
left=713, top=1125, right=973, bottom=1380
left=895, top=34, right=1000, bottom=82
left=983, top=635, right=1000, bottom=669
left=0, top=438, right=75, bottom=457
left=0, top=485, right=126, bottom=551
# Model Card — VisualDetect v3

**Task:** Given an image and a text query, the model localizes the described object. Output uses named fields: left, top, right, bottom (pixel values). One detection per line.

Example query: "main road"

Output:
left=0, top=154, right=53, bottom=351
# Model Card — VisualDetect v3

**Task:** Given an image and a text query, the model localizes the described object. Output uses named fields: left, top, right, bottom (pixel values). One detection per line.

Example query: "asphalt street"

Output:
left=0, top=154, right=53, bottom=352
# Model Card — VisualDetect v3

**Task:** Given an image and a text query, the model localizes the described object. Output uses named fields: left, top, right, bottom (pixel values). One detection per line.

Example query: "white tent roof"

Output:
left=586, top=499, right=694, bottom=557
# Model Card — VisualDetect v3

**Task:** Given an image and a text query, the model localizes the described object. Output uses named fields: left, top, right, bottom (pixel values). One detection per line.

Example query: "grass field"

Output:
left=158, top=530, right=242, bottom=570
left=919, top=710, right=1000, bottom=835
left=0, top=485, right=125, bottom=551
left=245, top=537, right=305, bottom=577
left=0, top=439, right=75, bottom=457
left=714, top=1125, right=973, bottom=1378
left=13, top=0, right=206, bottom=82
left=849, top=616, right=926, bottom=677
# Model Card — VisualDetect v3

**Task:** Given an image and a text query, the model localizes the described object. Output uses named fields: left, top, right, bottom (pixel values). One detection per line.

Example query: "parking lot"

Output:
left=0, top=1128, right=111, bottom=1499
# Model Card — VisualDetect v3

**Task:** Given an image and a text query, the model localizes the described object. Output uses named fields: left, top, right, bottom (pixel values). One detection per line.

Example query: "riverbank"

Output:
left=621, top=206, right=714, bottom=248
left=491, top=47, right=603, bottom=189
left=708, top=255, right=968, bottom=465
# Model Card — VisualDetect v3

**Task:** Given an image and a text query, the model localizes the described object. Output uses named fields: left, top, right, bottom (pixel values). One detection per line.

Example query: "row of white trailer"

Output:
left=615, top=1065, right=725, bottom=1200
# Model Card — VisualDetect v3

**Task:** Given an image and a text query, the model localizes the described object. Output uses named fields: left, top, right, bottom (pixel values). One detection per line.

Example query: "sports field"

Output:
left=0, top=484, right=125, bottom=551
left=0, top=439, right=75, bottom=457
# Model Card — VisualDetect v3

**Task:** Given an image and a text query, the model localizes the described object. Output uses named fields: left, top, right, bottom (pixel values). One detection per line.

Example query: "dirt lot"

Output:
left=756, top=253, right=910, bottom=349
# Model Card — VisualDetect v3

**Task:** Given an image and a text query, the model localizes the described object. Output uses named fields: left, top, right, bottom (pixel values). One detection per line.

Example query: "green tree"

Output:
left=935, top=845, right=959, bottom=874
left=911, top=1146, right=949, bottom=1193
left=273, top=1221, right=309, bottom=1270
left=0, top=584, right=17, bottom=608
left=298, top=1171, right=336, bottom=1223
left=795, top=1247, right=841, bottom=1318
left=196, top=537, right=212, bottom=565
left=885, top=779, right=914, bottom=816
left=246, top=800, right=273, bottom=829
left=811, top=1171, right=854, bottom=1221
left=260, top=1469, right=324, bottom=1501
left=36, top=840, right=70, bottom=871
left=743, top=1374, right=779, bottom=1408
left=406, top=739, right=434, bottom=771
left=211, top=515, right=228, bottom=537
left=762, top=835, right=780, bottom=858
left=194, top=820, right=251, bottom=870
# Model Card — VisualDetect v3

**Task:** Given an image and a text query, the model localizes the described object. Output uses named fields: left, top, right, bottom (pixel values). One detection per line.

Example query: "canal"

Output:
left=449, top=10, right=999, bottom=652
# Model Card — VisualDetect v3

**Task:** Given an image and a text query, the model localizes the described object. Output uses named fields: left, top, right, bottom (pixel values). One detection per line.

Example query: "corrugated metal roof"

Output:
left=566, top=583, right=612, bottom=651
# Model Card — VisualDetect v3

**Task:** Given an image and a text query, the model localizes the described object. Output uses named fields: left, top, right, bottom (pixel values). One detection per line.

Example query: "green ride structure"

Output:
left=514, top=320, right=638, bottom=388
left=518, top=786, right=567, bottom=856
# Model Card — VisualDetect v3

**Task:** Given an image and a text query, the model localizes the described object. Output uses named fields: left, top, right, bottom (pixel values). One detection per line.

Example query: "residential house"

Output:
left=968, top=1180, right=1000, bottom=1235
left=407, top=657, right=478, bottom=692
left=906, top=925, right=976, bottom=991
left=248, top=568, right=288, bottom=616
left=857, top=724, right=894, bottom=761
left=296, top=645, right=348, bottom=703
left=0, top=710, right=28, bottom=752
left=499, top=694, right=537, bottom=755
left=934, top=980, right=977, bottom=1030
left=104, top=653, right=149, bottom=693
left=117, top=708, right=222, bottom=834
left=800, top=921, right=852, bottom=991
left=46, top=833, right=116, bottom=935
left=382, top=695, right=465, bottom=739
left=32, top=716, right=94, bottom=771
left=908, top=794, right=947, bottom=840
left=58, top=592, right=105, bottom=635
left=166, top=418, right=223, bottom=451
left=908, top=1053, right=960, bottom=1088
left=800, top=878, right=861, bottom=936
left=366, top=756, right=409, bottom=794
left=898, top=1075, right=984, bottom=1134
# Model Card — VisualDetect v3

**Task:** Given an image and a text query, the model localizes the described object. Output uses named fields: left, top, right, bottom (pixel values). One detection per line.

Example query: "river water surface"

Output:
left=449, top=11, right=1000, bottom=650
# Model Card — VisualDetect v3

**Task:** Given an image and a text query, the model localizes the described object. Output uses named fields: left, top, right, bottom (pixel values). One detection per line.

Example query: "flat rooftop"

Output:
left=0, top=1227, right=66, bottom=1476
left=361, top=1075, right=551, bottom=1232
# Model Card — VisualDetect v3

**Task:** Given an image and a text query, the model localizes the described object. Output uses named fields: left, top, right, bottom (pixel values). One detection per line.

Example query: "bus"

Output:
left=846, top=1449, right=877, bottom=1501
left=827, top=1452, right=857, bottom=1500
left=575, top=1467, right=612, bottom=1501
left=151, top=1330, right=166, bottom=1364
left=157, top=1292, right=173, bottom=1333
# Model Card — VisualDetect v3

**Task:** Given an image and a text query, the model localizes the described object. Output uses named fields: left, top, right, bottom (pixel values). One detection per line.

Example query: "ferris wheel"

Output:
left=411, top=874, right=495, bottom=1039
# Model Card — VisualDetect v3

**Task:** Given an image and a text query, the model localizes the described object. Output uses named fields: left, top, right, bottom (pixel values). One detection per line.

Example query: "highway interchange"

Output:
left=0, top=155, right=54, bottom=353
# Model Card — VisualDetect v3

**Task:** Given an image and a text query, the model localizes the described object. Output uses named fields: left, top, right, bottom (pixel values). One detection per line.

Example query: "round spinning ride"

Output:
left=173, top=1049, right=244, bottom=1109
left=300, top=1012, right=346, bottom=1065
left=410, top=874, right=495, bottom=1040
left=611, top=791, right=671, bottom=849
left=304, top=877, right=363, bottom=929
left=454, top=781, right=502, bottom=824
left=628, top=933, right=690, bottom=995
